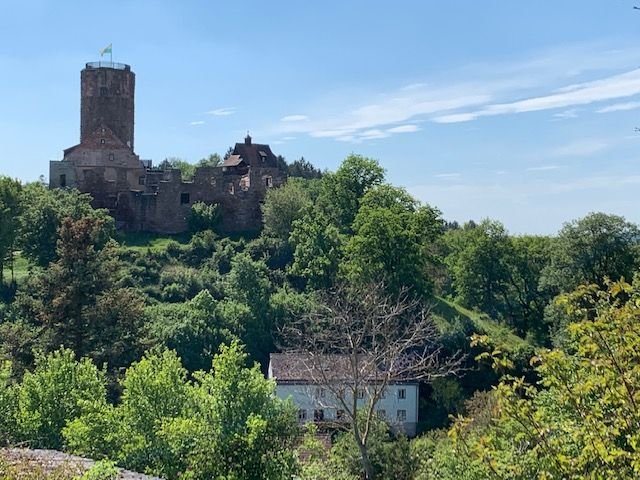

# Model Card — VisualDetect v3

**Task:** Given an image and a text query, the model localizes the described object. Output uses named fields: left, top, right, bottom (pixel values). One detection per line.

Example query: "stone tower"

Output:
left=80, top=62, right=135, bottom=149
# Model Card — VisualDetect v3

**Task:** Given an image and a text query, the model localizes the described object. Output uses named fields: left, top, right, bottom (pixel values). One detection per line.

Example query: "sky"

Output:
left=1, top=1, right=639, bottom=234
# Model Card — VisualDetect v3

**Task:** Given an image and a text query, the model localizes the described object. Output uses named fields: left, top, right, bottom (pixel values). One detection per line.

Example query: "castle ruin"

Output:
left=49, top=61, right=286, bottom=234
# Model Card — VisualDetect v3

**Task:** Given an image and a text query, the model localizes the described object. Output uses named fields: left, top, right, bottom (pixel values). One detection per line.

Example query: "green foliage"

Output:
left=160, top=157, right=196, bottom=180
left=15, top=217, right=145, bottom=370
left=144, top=290, right=238, bottom=371
left=79, top=460, right=119, bottom=480
left=17, top=182, right=114, bottom=267
left=541, top=212, right=640, bottom=292
left=16, top=348, right=106, bottom=450
left=290, top=209, right=345, bottom=289
left=65, top=343, right=299, bottom=480
left=188, top=201, right=220, bottom=233
left=287, top=157, right=323, bottom=179
left=159, top=265, right=204, bottom=302
left=262, top=178, right=312, bottom=242
left=341, top=185, right=443, bottom=297
left=0, top=361, right=18, bottom=445
left=0, top=176, right=22, bottom=284
left=440, top=277, right=640, bottom=479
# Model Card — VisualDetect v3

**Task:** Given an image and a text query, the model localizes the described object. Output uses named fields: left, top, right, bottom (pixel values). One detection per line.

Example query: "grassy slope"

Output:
left=431, top=296, right=529, bottom=351
left=115, top=231, right=191, bottom=253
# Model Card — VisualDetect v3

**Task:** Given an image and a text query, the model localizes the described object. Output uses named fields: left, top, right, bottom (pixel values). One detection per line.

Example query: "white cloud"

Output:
left=207, top=107, right=235, bottom=116
left=526, top=165, right=563, bottom=172
left=552, top=139, right=609, bottom=157
left=189, top=120, right=205, bottom=125
left=435, top=172, right=461, bottom=178
left=387, top=124, right=420, bottom=133
left=553, top=109, right=578, bottom=120
left=281, top=115, right=309, bottom=122
left=597, top=101, right=640, bottom=113
left=433, top=69, right=640, bottom=123
left=283, top=136, right=297, bottom=140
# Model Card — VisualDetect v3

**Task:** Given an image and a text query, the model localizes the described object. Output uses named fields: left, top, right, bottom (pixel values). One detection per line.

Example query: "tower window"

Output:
left=180, top=193, right=190, bottom=205
left=100, top=139, right=105, bottom=144
left=100, top=87, right=108, bottom=96
left=108, top=153, right=114, bottom=161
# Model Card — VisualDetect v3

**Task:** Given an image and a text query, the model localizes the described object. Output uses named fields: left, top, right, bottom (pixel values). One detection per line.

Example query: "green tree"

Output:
left=17, top=348, right=106, bottom=450
left=0, top=176, right=22, bottom=284
left=262, top=178, right=312, bottom=242
left=318, top=154, right=385, bottom=231
left=0, top=361, right=18, bottom=445
left=542, top=212, right=640, bottom=292
left=189, top=201, right=220, bottom=233
left=445, top=277, right=640, bottom=479
left=144, top=290, right=238, bottom=372
left=161, top=341, right=299, bottom=480
left=197, top=153, right=222, bottom=168
left=17, top=181, right=113, bottom=267
left=15, top=217, right=144, bottom=370
left=287, top=157, right=323, bottom=179
left=341, top=185, right=443, bottom=298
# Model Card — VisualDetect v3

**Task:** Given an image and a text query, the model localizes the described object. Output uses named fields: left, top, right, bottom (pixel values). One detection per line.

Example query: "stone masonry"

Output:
left=49, top=61, right=286, bottom=234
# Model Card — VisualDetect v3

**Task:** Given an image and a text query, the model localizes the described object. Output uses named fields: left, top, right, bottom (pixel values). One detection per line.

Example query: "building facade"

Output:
left=268, top=354, right=419, bottom=436
left=49, top=61, right=286, bottom=234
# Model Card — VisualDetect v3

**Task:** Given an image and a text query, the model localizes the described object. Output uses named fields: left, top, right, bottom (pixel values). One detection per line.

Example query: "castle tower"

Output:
left=80, top=61, right=135, bottom=150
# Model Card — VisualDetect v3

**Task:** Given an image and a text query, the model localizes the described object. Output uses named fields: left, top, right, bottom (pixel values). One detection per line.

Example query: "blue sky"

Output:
left=1, top=1, right=639, bottom=234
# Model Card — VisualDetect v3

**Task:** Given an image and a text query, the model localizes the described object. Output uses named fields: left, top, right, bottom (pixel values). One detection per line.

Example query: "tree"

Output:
left=287, top=157, right=323, bottom=179
left=341, top=185, right=443, bottom=298
left=17, top=348, right=106, bottom=450
left=17, top=181, right=113, bottom=267
left=280, top=283, right=462, bottom=480
left=197, top=153, right=222, bottom=168
left=144, top=290, right=238, bottom=372
left=15, top=217, right=144, bottom=370
left=0, top=176, right=22, bottom=284
left=188, top=201, right=220, bottom=233
left=445, top=277, right=640, bottom=479
left=318, top=155, right=385, bottom=232
left=541, top=212, right=640, bottom=292
left=0, top=361, right=18, bottom=445
left=290, top=209, right=345, bottom=289
left=262, top=178, right=312, bottom=242
left=159, top=157, right=196, bottom=180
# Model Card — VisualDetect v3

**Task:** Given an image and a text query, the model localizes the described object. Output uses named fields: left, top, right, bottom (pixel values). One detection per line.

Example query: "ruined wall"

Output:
left=81, top=65, right=135, bottom=149
left=134, top=165, right=286, bottom=234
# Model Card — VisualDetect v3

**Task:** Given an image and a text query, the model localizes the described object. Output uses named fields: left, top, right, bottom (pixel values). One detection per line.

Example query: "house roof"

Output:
left=222, top=154, right=246, bottom=167
left=232, top=141, right=279, bottom=168
left=269, top=353, right=418, bottom=385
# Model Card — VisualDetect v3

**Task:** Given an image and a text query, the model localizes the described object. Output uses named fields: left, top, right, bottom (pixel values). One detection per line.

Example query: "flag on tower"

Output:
left=100, top=44, right=112, bottom=57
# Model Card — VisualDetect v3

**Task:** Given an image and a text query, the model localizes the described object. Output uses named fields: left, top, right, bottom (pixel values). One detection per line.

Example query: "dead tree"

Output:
left=278, top=283, right=463, bottom=480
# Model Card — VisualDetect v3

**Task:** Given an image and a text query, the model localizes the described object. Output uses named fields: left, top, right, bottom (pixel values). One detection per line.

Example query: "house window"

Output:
left=298, top=409, right=307, bottom=422
left=100, top=139, right=106, bottom=144
left=336, top=409, right=345, bottom=421
left=226, top=183, right=235, bottom=195
left=180, top=193, right=190, bottom=205
left=264, top=176, right=273, bottom=188
left=314, top=409, right=325, bottom=422
left=398, top=388, right=406, bottom=400
left=316, top=387, right=325, bottom=398
left=59, top=174, right=66, bottom=188
left=397, top=409, right=407, bottom=422
left=377, top=410, right=386, bottom=419
left=138, top=176, right=145, bottom=186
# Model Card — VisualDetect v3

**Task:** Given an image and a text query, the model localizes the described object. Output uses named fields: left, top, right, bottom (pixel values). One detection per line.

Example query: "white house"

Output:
left=268, top=353, right=419, bottom=436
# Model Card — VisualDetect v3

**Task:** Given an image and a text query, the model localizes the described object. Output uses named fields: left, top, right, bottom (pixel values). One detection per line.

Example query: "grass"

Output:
left=431, top=295, right=530, bottom=351
left=1, top=252, right=31, bottom=286
left=115, top=231, right=191, bottom=253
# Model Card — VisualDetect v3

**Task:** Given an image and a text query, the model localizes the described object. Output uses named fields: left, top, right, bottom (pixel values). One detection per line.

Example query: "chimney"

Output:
left=245, top=132, right=252, bottom=145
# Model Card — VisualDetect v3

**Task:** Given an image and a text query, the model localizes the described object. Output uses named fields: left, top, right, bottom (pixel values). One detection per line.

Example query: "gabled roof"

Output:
left=232, top=141, right=279, bottom=168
